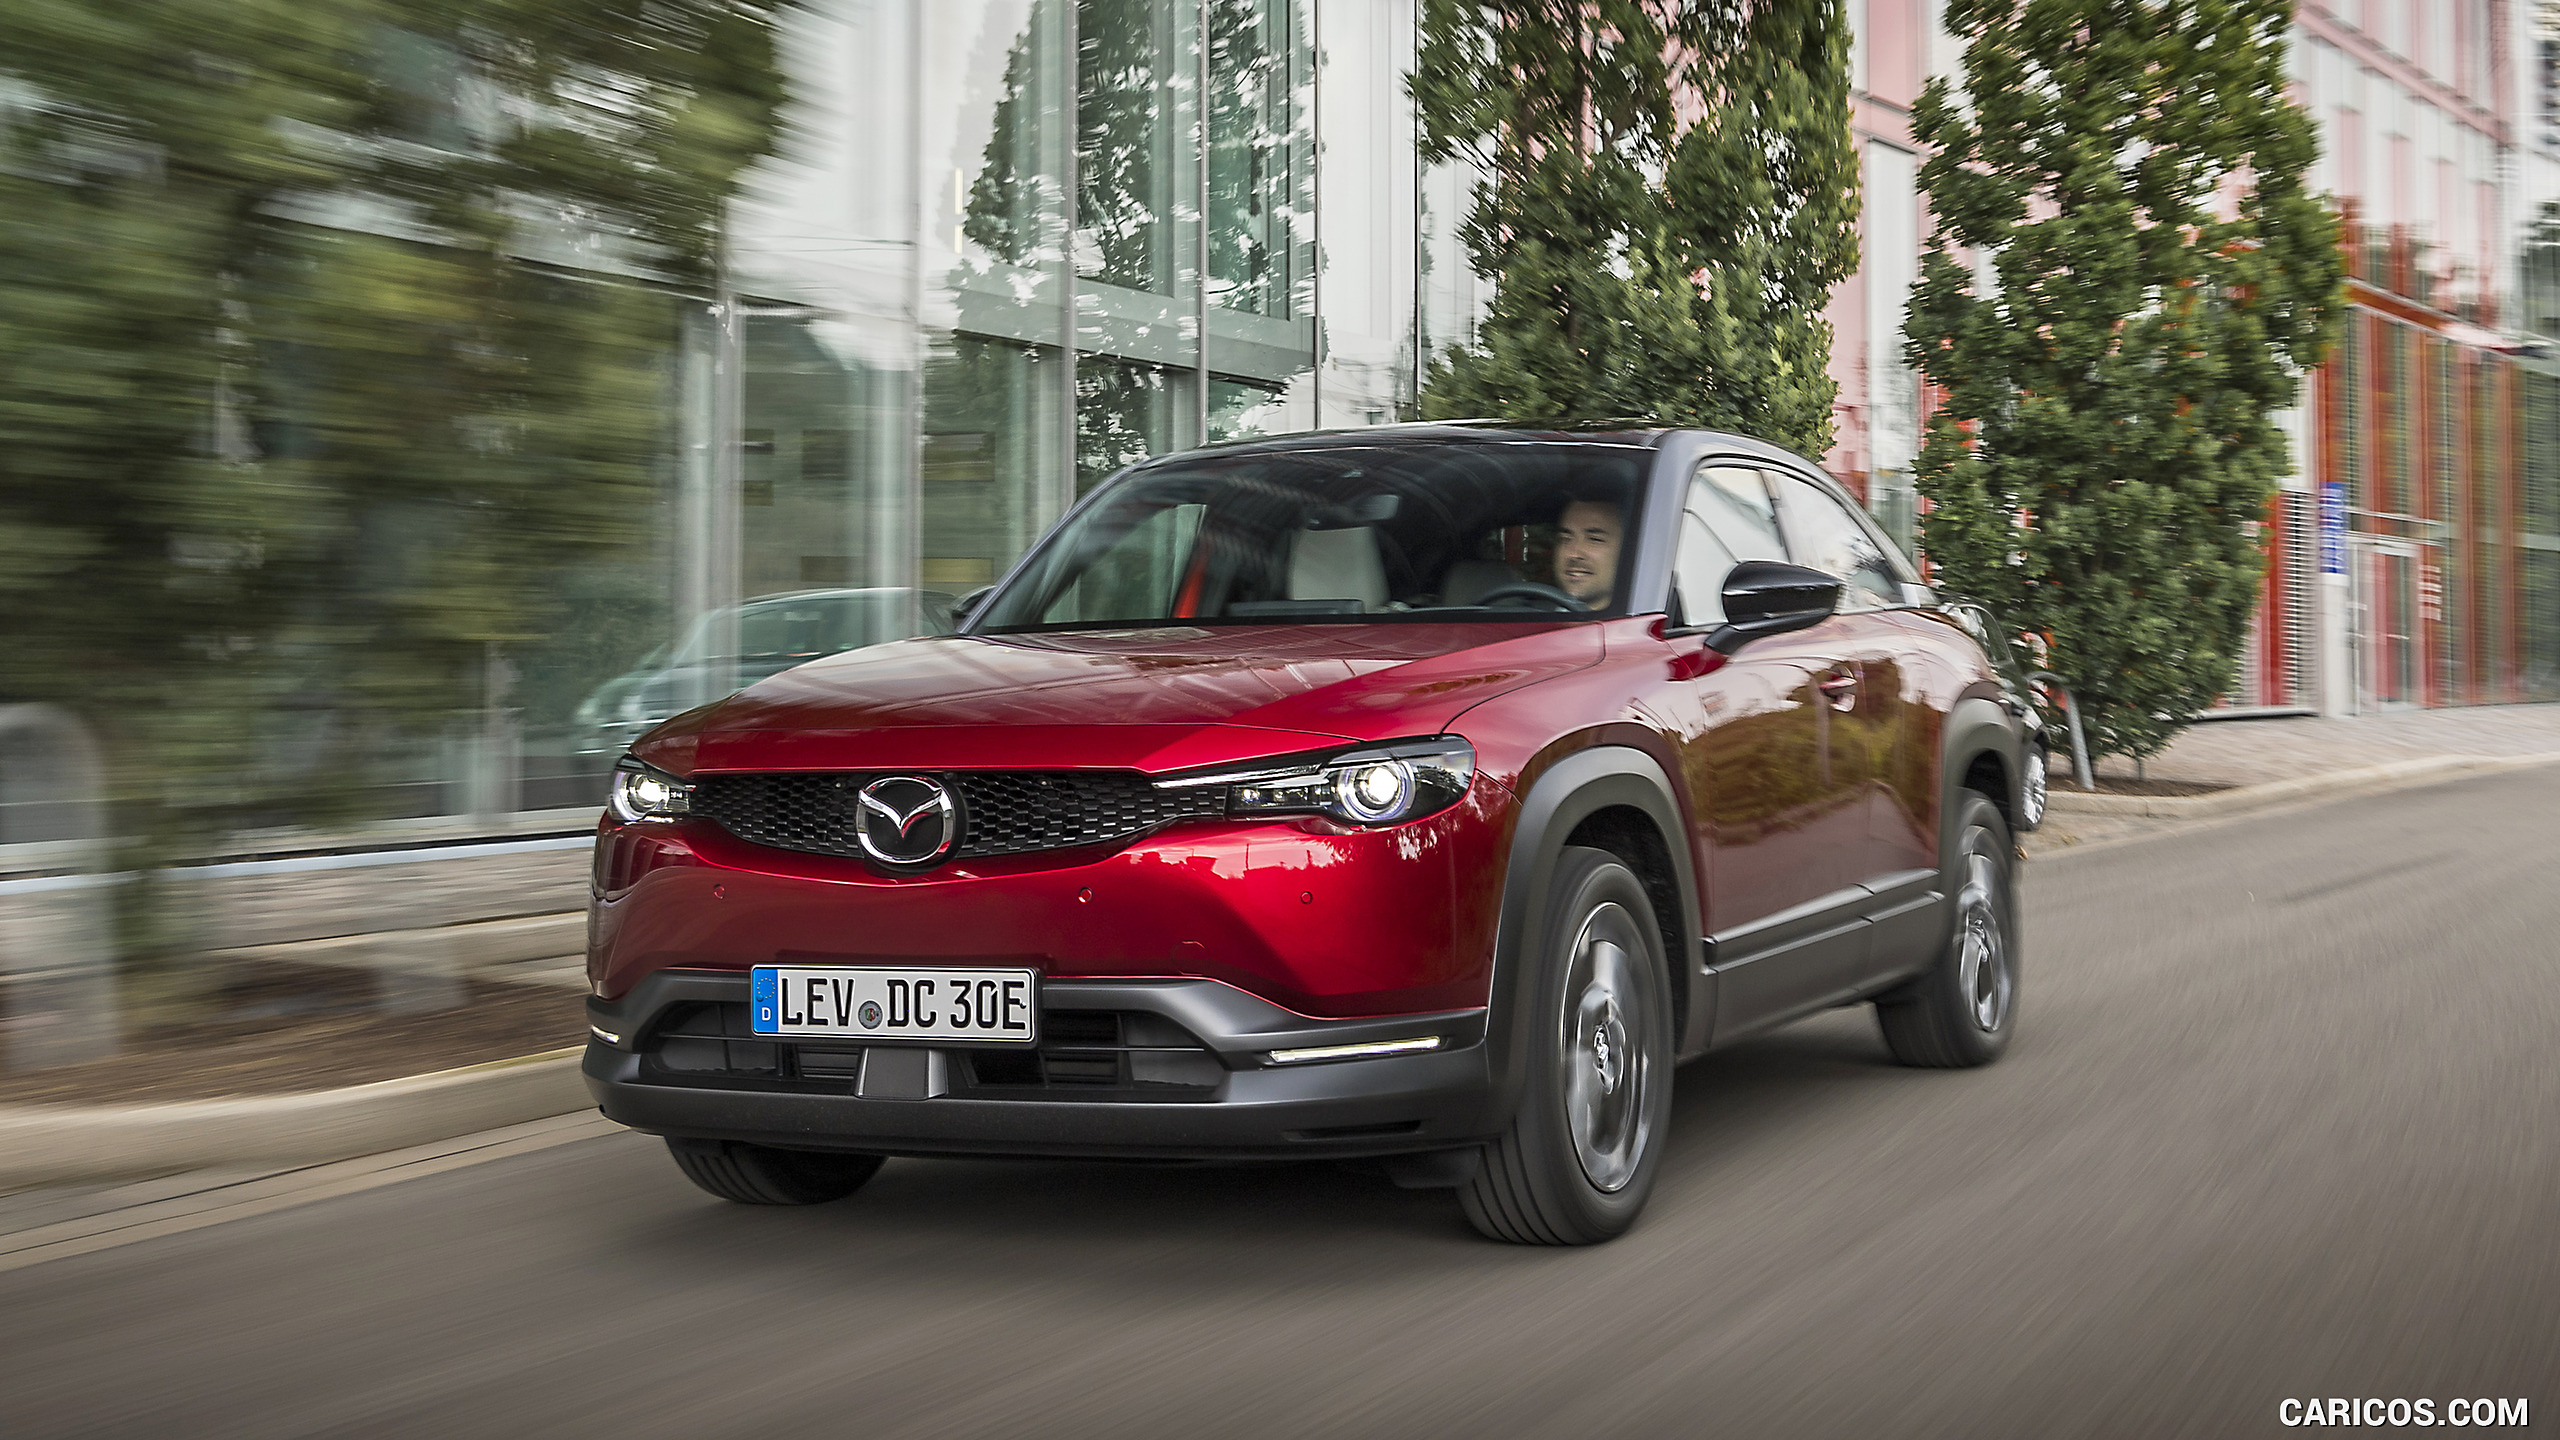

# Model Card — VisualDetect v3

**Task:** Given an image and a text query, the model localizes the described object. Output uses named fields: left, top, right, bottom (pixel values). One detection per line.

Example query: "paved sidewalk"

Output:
left=2033, top=702, right=2560, bottom=852
left=2083, top=702, right=2560, bottom=787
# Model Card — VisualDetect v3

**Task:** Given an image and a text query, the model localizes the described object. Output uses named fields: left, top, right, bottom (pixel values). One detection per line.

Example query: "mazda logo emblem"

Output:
left=854, top=775, right=957, bottom=867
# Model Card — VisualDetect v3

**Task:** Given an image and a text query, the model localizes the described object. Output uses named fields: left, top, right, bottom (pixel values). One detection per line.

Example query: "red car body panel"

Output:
left=590, top=785, right=1509, bottom=1017
left=596, top=624, right=1610, bottom=1018
left=596, top=607, right=2006, bottom=1025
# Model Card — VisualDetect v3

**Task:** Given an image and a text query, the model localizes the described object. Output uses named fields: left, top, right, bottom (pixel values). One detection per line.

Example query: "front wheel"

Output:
left=666, top=1138, right=885, bottom=1205
left=1462, top=847, right=1676, bottom=1245
left=1875, top=792, right=2018, bottom=1068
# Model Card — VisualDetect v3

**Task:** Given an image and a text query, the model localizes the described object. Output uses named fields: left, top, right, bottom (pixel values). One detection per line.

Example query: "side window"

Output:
left=1693, top=465, right=1786, bottom=558
left=1769, top=473, right=1903, bottom=609
left=1672, top=464, right=1787, bottom=626
left=1672, top=515, right=1737, bottom=626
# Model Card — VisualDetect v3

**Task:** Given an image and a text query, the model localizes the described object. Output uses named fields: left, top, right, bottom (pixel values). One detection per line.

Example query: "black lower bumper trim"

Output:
left=585, top=970, right=1500, bottom=1161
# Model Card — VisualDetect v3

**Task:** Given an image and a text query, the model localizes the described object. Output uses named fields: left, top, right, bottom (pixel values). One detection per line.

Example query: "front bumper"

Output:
left=589, top=787, right=1509, bottom=1019
left=586, top=969, right=1497, bottom=1161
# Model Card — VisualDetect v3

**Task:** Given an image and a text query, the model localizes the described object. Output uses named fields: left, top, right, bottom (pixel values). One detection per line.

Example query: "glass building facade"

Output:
left=430, top=0, right=1483, bottom=826
left=169, top=1, right=2560, bottom=841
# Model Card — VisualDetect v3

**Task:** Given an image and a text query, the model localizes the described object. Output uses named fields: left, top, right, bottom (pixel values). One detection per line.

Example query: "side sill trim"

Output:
left=1708, top=884, right=1872, bottom=971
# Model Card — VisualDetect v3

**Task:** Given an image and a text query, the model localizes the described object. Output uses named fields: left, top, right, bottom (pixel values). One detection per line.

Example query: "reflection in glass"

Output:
left=1078, top=356, right=1184, bottom=492
left=570, top=589, right=957, bottom=764
left=958, top=1, right=1070, bottom=274
left=1077, top=0, right=1174, bottom=295
left=1209, top=0, right=1304, bottom=318
left=925, top=2, right=1071, bottom=593
left=740, top=312, right=879, bottom=600
left=1209, top=377, right=1286, bottom=443
left=924, top=336, right=1066, bottom=590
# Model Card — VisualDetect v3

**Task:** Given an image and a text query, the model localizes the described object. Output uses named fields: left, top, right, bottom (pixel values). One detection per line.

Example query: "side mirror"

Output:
left=1705, top=561, right=1841, bottom=655
left=952, top=586, right=996, bottom=626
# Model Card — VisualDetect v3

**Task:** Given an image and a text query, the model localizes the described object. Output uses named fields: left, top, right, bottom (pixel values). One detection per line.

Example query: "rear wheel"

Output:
left=666, top=1138, right=884, bottom=1205
left=1461, top=847, right=1675, bottom=1245
left=1875, top=792, right=2017, bottom=1068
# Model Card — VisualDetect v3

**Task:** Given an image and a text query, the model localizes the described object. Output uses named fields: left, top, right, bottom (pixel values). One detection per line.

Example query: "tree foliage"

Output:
left=1410, top=0, right=1859, bottom=456
left=1908, top=0, right=2344, bottom=759
left=0, top=0, right=789, bottom=843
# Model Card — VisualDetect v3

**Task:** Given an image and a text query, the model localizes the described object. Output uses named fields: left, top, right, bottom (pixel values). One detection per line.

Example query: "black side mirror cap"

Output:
left=952, top=586, right=996, bottom=625
left=1704, top=561, right=1842, bottom=655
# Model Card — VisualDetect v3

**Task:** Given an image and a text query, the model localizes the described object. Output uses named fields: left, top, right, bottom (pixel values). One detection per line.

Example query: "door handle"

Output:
left=1816, top=666, right=1860, bottom=712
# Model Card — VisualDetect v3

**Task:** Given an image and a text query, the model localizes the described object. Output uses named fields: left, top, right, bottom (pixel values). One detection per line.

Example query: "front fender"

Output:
left=1480, top=746, right=1710, bottom=1126
left=1940, top=694, right=2027, bottom=850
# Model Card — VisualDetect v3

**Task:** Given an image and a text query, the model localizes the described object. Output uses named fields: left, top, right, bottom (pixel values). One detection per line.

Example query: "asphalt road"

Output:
left=4, top=769, right=2556, bottom=1439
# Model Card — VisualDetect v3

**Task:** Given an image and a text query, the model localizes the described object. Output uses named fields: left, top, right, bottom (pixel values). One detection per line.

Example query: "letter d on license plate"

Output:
left=751, top=966, right=1038, bottom=1045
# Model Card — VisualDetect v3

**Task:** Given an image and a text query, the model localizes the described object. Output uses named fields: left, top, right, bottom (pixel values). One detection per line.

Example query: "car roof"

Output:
left=1132, top=421, right=1820, bottom=474
left=1145, top=421, right=1658, bottom=461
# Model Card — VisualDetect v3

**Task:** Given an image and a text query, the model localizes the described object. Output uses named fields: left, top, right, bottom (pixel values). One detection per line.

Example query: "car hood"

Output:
left=637, top=623, right=1601, bottom=774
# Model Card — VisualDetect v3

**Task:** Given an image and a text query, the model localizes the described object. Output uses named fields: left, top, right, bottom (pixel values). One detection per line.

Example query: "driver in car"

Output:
left=1552, top=496, right=1623, bottom=610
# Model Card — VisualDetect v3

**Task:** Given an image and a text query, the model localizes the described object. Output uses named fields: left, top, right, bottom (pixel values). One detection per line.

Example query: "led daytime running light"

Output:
left=1268, top=1035, right=1443, bottom=1064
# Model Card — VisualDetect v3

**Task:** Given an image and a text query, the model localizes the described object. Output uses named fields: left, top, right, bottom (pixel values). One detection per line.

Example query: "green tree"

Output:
left=1409, top=0, right=1859, bottom=456
left=0, top=1, right=789, bottom=851
left=1908, top=0, right=2344, bottom=760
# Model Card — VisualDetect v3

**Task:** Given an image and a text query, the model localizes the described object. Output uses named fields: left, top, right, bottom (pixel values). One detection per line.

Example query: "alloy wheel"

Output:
left=1956, top=845, right=2012, bottom=1033
left=2021, top=745, right=2049, bottom=828
left=1560, top=903, right=1653, bottom=1193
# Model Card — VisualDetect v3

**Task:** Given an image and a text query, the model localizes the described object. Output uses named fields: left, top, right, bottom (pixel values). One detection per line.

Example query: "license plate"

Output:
left=750, top=966, right=1038, bottom=1045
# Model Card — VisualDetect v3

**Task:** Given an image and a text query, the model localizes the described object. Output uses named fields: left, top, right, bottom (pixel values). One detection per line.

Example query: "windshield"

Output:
left=974, top=441, right=1652, bottom=633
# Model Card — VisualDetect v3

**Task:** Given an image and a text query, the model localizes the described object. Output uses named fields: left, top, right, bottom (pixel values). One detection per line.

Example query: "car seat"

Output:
left=1288, top=527, right=1389, bottom=612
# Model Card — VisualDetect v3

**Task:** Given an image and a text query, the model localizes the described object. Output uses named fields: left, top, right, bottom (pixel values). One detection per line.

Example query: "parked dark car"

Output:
left=573, top=587, right=956, bottom=760
left=584, top=425, right=2042, bottom=1243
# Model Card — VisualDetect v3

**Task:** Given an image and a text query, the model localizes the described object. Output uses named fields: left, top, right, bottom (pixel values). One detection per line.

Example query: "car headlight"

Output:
left=608, top=756, right=693, bottom=823
left=1158, top=737, right=1475, bottom=827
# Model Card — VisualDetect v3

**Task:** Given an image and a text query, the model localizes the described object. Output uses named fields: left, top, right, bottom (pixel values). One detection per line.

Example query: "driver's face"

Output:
left=1554, top=500, right=1623, bottom=609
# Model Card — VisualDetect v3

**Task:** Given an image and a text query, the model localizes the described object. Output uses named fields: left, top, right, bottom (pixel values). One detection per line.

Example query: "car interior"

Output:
left=978, top=443, right=1648, bottom=630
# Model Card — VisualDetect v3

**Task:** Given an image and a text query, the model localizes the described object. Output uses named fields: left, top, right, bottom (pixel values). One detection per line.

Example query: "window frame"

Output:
left=1666, top=461, right=1790, bottom=633
left=1763, top=463, right=1923, bottom=611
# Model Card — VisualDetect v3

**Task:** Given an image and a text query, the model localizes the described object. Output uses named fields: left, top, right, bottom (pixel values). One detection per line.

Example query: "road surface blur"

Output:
left=2, top=769, right=2555, bottom=1438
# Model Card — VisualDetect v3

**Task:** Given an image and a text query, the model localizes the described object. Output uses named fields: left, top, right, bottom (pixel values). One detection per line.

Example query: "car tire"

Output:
left=666, top=1138, right=885, bottom=1205
left=1461, top=846, right=1676, bottom=1245
left=1875, top=792, right=2018, bottom=1068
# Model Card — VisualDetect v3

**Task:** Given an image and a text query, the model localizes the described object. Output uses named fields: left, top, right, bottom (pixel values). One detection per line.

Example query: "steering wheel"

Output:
left=1465, top=581, right=1587, bottom=613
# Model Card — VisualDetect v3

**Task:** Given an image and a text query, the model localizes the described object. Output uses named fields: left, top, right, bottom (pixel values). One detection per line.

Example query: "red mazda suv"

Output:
left=583, top=425, right=2043, bottom=1244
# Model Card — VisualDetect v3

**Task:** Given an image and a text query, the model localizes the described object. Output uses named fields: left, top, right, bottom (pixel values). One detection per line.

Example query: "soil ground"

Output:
left=0, top=963, right=583, bottom=1105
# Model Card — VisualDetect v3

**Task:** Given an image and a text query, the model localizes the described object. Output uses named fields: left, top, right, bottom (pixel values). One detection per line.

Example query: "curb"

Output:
left=2045, top=751, right=2560, bottom=822
left=0, top=1046, right=594, bottom=1188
